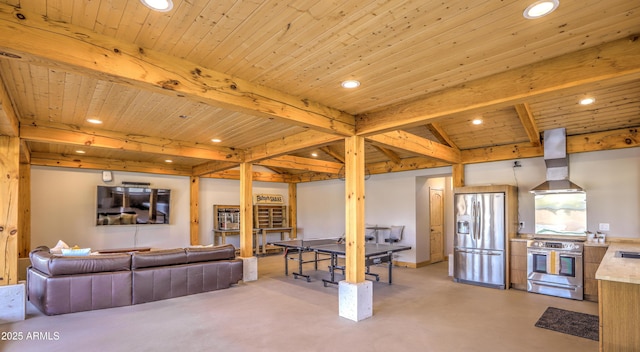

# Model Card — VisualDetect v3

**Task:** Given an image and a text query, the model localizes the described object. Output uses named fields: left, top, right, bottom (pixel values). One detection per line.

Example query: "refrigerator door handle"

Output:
left=471, top=201, right=476, bottom=240
left=474, top=201, right=481, bottom=241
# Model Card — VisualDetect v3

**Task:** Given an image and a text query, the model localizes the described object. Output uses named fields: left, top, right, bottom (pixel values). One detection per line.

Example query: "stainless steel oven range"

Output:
left=527, top=238, right=584, bottom=300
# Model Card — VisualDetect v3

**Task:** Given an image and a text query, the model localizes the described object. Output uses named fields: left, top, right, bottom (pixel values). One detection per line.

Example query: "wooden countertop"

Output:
left=596, top=243, right=640, bottom=284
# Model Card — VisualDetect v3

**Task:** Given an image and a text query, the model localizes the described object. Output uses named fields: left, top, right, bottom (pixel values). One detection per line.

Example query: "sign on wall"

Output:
left=254, top=193, right=284, bottom=204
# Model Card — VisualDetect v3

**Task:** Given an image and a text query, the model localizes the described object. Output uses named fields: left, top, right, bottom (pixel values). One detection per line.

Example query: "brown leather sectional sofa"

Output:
left=27, top=244, right=243, bottom=315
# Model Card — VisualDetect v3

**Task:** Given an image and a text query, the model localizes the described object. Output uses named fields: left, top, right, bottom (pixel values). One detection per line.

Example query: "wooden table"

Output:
left=213, top=228, right=263, bottom=254
left=214, top=227, right=293, bottom=255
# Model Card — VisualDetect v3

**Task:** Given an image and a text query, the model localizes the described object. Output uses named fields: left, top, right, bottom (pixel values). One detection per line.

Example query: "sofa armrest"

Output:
left=29, top=247, right=131, bottom=276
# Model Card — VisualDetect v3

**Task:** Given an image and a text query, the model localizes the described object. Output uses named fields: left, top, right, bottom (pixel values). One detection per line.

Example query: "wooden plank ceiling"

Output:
left=0, top=0, right=638, bottom=182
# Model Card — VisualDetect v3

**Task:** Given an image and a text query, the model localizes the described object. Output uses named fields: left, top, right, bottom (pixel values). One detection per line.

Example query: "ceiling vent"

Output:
left=530, top=127, right=584, bottom=193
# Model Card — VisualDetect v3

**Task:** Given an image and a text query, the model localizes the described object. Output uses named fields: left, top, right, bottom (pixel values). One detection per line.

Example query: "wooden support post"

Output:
left=239, top=163, right=254, bottom=257
left=288, top=183, right=297, bottom=239
left=189, top=176, right=199, bottom=245
left=344, top=136, right=365, bottom=284
left=0, top=136, right=19, bottom=285
left=18, top=163, right=30, bottom=258
left=452, top=163, right=465, bottom=187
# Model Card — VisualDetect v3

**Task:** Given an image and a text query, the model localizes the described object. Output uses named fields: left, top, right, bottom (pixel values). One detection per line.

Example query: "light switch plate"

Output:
left=599, top=223, right=610, bottom=231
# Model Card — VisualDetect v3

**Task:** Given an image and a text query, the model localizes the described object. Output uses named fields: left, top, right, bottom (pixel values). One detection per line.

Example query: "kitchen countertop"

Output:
left=596, top=243, right=640, bottom=284
left=510, top=234, right=609, bottom=247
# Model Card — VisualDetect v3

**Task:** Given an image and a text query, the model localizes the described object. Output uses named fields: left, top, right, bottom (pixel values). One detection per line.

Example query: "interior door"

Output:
left=430, top=188, right=444, bottom=263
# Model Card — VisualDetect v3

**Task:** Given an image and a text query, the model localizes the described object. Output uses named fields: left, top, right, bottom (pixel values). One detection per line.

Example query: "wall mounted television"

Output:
left=96, top=186, right=171, bottom=226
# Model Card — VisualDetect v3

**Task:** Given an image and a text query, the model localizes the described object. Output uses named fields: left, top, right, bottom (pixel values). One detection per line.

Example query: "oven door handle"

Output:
left=527, top=250, right=582, bottom=257
left=530, top=280, right=579, bottom=291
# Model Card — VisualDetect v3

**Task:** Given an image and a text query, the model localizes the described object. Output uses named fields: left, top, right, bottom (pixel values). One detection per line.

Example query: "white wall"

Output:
left=29, top=147, right=640, bottom=261
left=31, top=167, right=190, bottom=250
left=30, top=166, right=289, bottom=251
left=199, top=178, right=289, bottom=247
left=465, top=147, right=640, bottom=238
left=297, top=167, right=453, bottom=263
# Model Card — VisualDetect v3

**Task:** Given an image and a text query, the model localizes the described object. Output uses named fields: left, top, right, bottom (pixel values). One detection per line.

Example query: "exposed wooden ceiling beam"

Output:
left=372, top=145, right=402, bottom=164
left=366, top=131, right=461, bottom=164
left=0, top=4, right=355, bottom=137
left=566, top=126, right=640, bottom=154
left=425, top=123, right=459, bottom=149
left=461, top=142, right=543, bottom=164
left=202, top=169, right=290, bottom=183
left=258, top=155, right=343, bottom=174
left=514, top=103, right=541, bottom=146
left=192, top=160, right=239, bottom=176
left=357, top=36, right=640, bottom=135
left=461, top=126, right=640, bottom=164
left=19, top=140, right=30, bottom=164
left=287, top=156, right=449, bottom=183
left=255, top=126, right=640, bottom=181
left=20, top=121, right=244, bottom=162
left=0, top=71, right=19, bottom=137
left=366, top=156, right=448, bottom=175
left=319, top=145, right=345, bottom=163
left=244, top=130, right=343, bottom=162
left=30, top=152, right=193, bottom=176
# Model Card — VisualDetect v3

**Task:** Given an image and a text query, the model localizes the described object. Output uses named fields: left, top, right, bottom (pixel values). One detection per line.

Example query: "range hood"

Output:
left=530, top=128, right=584, bottom=194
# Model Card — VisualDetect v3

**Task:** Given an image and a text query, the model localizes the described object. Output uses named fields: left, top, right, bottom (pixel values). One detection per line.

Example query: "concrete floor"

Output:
left=1, top=254, right=598, bottom=351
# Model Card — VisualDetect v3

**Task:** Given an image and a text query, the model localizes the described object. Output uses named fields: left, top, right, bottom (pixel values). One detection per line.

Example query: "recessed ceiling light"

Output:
left=75, top=150, right=86, bottom=154
left=523, top=0, right=559, bottom=19
left=87, top=118, right=103, bottom=124
left=311, top=152, right=318, bottom=157
left=165, top=159, right=173, bottom=163
left=211, top=138, right=222, bottom=143
left=472, top=118, right=483, bottom=125
left=341, top=80, right=361, bottom=89
left=579, top=97, right=595, bottom=105
left=140, top=0, right=173, bottom=12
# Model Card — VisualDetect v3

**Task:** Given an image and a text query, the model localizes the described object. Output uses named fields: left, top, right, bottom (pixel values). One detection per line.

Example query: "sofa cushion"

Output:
left=131, top=248, right=187, bottom=269
left=185, top=244, right=236, bottom=263
left=29, top=247, right=131, bottom=276
left=27, top=268, right=132, bottom=315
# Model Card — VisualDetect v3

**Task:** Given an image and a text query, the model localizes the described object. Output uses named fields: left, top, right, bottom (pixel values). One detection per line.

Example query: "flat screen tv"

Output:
left=96, top=186, right=171, bottom=226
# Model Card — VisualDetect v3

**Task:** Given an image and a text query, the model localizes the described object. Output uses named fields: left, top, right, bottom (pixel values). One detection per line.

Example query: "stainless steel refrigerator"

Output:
left=453, top=192, right=506, bottom=289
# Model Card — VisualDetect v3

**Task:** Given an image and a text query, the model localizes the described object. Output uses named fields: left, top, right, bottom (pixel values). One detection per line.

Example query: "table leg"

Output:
left=284, top=249, right=289, bottom=275
left=292, top=249, right=311, bottom=282
left=388, top=253, right=393, bottom=284
left=323, top=254, right=339, bottom=287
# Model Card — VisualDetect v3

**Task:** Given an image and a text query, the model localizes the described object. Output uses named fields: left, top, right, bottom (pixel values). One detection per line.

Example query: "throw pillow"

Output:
left=61, top=248, right=92, bottom=256
left=50, top=240, right=70, bottom=254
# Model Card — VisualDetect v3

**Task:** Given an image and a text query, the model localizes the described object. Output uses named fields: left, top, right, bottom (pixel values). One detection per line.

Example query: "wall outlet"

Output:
left=599, top=223, right=610, bottom=231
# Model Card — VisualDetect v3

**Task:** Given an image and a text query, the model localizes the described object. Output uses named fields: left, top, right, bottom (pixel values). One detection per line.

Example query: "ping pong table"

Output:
left=269, top=238, right=411, bottom=286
